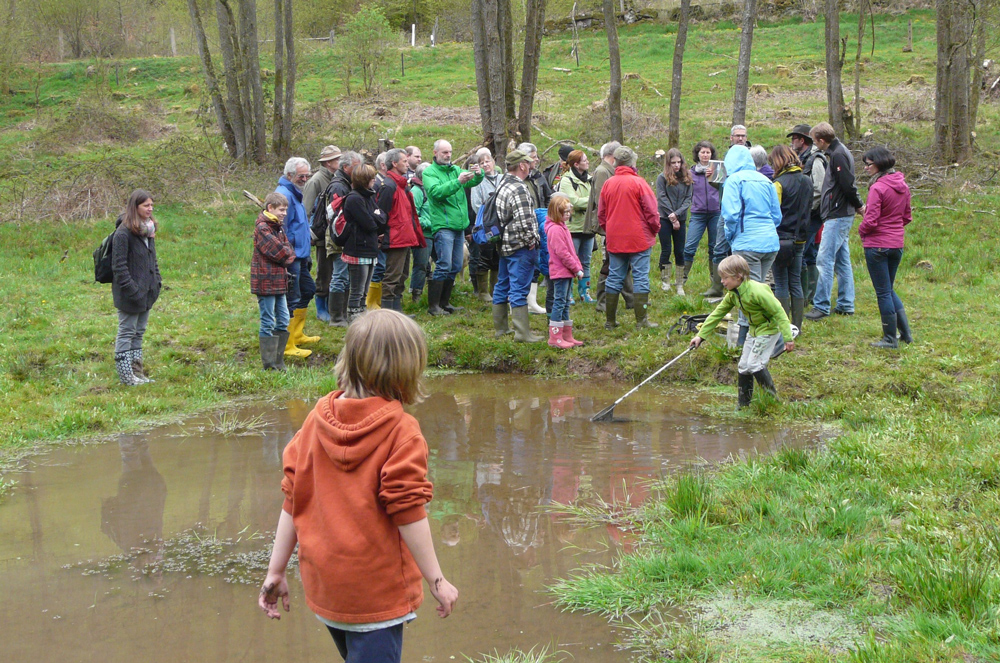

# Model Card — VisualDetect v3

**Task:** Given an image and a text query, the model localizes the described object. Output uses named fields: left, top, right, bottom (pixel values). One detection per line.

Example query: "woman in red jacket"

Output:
left=859, top=147, right=913, bottom=349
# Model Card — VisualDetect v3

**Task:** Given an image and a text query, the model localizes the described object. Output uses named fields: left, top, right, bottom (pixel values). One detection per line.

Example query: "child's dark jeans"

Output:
left=326, top=623, right=404, bottom=663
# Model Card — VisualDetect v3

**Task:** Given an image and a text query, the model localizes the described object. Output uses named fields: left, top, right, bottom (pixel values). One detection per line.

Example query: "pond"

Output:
left=0, top=375, right=823, bottom=661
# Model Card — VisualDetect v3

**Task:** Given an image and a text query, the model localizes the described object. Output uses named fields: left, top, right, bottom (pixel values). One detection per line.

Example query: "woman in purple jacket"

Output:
left=683, top=140, right=724, bottom=297
left=859, top=147, right=913, bottom=349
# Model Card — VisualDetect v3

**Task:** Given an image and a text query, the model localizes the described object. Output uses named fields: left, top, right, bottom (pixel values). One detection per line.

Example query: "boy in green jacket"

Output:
left=690, top=254, right=795, bottom=407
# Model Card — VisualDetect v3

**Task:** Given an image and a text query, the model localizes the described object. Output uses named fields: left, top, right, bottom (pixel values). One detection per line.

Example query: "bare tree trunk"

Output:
left=215, top=0, right=247, bottom=159
left=500, top=0, right=516, bottom=134
left=237, top=0, right=267, bottom=163
left=281, top=0, right=295, bottom=154
left=471, top=0, right=496, bottom=152
left=935, top=0, right=973, bottom=163
left=852, top=0, right=866, bottom=140
left=483, top=0, right=509, bottom=153
left=187, top=0, right=237, bottom=156
left=934, top=0, right=951, bottom=160
left=603, top=0, right=622, bottom=142
left=969, top=1, right=988, bottom=131
left=272, top=0, right=285, bottom=156
left=732, top=0, right=758, bottom=127
left=668, top=0, right=692, bottom=149
left=517, top=0, right=547, bottom=142
left=824, top=0, right=847, bottom=138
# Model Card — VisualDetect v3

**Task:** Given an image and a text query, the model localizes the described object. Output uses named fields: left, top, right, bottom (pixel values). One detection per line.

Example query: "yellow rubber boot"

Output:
left=366, top=282, right=383, bottom=310
left=291, top=308, right=320, bottom=345
left=284, top=313, right=312, bottom=359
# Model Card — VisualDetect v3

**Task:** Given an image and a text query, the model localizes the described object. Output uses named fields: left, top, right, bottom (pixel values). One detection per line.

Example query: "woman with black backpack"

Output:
left=338, top=164, right=384, bottom=322
left=111, top=190, right=162, bottom=386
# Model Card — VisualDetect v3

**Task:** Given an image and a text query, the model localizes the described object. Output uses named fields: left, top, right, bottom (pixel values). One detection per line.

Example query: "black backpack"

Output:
left=310, top=179, right=336, bottom=245
left=93, top=227, right=116, bottom=284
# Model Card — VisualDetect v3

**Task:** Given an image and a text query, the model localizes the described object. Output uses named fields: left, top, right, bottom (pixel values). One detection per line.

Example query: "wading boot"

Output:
left=274, top=332, right=288, bottom=371
left=896, top=308, right=913, bottom=344
left=476, top=272, right=492, bottom=303
left=604, top=292, right=620, bottom=330
left=702, top=262, right=724, bottom=298
left=441, top=278, right=465, bottom=314
left=492, top=304, right=512, bottom=338
left=315, top=295, right=331, bottom=323
left=427, top=280, right=447, bottom=316
left=737, top=372, right=754, bottom=408
left=633, top=292, right=658, bottom=329
left=328, top=291, right=348, bottom=327
left=510, top=306, right=543, bottom=343
left=548, top=321, right=573, bottom=349
left=115, top=351, right=142, bottom=386
left=131, top=348, right=152, bottom=383
left=871, top=311, right=899, bottom=349
left=791, top=297, right=805, bottom=332
left=562, top=319, right=584, bottom=346
left=259, top=336, right=280, bottom=370
left=527, top=282, right=547, bottom=315
left=366, top=282, right=382, bottom=310
left=660, top=265, right=673, bottom=292
left=753, top=368, right=777, bottom=398
left=291, top=308, right=320, bottom=345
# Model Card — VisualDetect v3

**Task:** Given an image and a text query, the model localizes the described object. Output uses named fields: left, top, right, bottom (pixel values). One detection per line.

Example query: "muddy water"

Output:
left=1, top=376, right=820, bottom=662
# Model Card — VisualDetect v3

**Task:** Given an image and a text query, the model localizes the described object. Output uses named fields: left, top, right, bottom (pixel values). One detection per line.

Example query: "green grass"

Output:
left=1, top=9, right=1000, bottom=661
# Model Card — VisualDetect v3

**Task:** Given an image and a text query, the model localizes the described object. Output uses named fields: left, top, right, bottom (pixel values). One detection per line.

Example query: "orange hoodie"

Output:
left=281, top=390, right=433, bottom=623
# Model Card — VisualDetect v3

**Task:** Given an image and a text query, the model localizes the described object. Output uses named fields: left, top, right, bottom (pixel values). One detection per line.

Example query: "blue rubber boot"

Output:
left=315, top=294, right=331, bottom=323
left=579, top=276, right=594, bottom=303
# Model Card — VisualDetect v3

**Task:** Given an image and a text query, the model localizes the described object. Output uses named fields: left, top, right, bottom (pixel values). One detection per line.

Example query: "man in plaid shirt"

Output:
left=492, top=149, right=543, bottom=343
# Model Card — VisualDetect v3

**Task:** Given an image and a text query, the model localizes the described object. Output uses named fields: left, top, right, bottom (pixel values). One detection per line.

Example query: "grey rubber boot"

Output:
left=737, top=372, right=754, bottom=408
left=427, top=280, right=447, bottom=316
left=492, top=304, right=512, bottom=338
left=702, top=262, right=724, bottom=298
left=633, top=292, right=658, bottom=329
left=274, top=332, right=289, bottom=371
left=896, top=308, right=913, bottom=344
left=259, top=336, right=279, bottom=370
left=510, top=305, right=542, bottom=342
left=605, top=292, right=619, bottom=330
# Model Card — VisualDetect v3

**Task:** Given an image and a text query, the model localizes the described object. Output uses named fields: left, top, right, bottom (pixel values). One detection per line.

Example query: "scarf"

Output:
left=693, top=163, right=709, bottom=175
left=869, top=167, right=896, bottom=186
left=139, top=218, right=156, bottom=238
left=571, top=166, right=589, bottom=183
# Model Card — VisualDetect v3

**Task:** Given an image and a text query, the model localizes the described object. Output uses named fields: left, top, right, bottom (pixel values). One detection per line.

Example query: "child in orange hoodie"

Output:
left=258, top=309, right=458, bottom=662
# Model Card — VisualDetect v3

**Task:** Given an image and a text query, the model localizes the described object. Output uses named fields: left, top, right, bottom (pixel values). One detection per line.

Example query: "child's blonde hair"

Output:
left=547, top=192, right=572, bottom=225
left=334, top=309, right=427, bottom=405
left=264, top=192, right=288, bottom=210
left=718, top=254, right=751, bottom=281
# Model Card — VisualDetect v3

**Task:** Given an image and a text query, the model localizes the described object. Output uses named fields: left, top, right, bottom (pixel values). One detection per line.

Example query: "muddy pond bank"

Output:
left=1, top=375, right=825, bottom=661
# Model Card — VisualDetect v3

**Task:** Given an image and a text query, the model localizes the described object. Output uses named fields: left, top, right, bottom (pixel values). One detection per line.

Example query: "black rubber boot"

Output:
left=805, top=265, right=819, bottom=304
left=274, top=332, right=289, bottom=371
left=871, top=311, right=899, bottom=349
left=427, top=280, right=447, bottom=316
left=441, top=278, right=464, bottom=314
left=622, top=272, right=635, bottom=310
left=896, top=308, right=913, bottom=344
left=604, top=292, right=619, bottom=330
left=791, top=297, right=805, bottom=332
left=328, top=291, right=348, bottom=327
left=753, top=368, right=777, bottom=397
left=737, top=372, right=754, bottom=408
left=778, top=295, right=791, bottom=318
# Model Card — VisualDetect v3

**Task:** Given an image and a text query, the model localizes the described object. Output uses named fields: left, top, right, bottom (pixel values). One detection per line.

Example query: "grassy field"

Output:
left=2, top=8, right=1000, bottom=662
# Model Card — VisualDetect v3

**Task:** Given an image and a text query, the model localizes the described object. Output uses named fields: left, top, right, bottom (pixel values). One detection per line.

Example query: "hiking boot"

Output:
left=805, top=307, right=829, bottom=321
left=548, top=322, right=573, bottom=349
left=896, top=308, right=913, bottom=344
left=633, top=292, right=658, bottom=329
left=366, top=282, right=382, bottom=310
left=562, top=319, right=584, bottom=346
left=492, top=304, right=512, bottom=338
left=605, top=292, right=619, bottom=330
left=702, top=262, right=723, bottom=298
left=871, top=310, right=899, bottom=349
left=328, top=291, right=348, bottom=327
left=441, top=278, right=464, bottom=313
left=115, top=351, right=142, bottom=386
left=259, top=335, right=280, bottom=370
left=510, top=306, right=542, bottom=343
left=753, top=368, right=777, bottom=397
left=737, top=372, right=754, bottom=408
left=427, top=280, right=447, bottom=316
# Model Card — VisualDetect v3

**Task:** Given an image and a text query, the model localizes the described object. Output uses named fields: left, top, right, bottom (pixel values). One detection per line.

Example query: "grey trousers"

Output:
left=116, top=309, right=150, bottom=354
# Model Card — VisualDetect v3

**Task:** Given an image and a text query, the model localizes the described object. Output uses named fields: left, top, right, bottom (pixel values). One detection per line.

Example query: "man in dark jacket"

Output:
left=787, top=124, right=827, bottom=305
left=517, top=142, right=554, bottom=209
left=320, top=150, right=361, bottom=327
left=302, top=145, right=340, bottom=323
left=806, top=122, right=865, bottom=320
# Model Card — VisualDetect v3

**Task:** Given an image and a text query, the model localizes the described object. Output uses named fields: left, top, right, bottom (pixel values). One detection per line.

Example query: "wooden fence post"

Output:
left=431, top=17, right=438, bottom=47
left=170, top=27, right=178, bottom=57
left=58, top=30, right=65, bottom=62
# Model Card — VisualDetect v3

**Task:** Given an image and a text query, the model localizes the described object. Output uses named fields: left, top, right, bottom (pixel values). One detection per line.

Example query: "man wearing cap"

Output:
left=302, top=145, right=341, bottom=323
left=543, top=144, right=573, bottom=191
left=599, top=146, right=661, bottom=330
left=492, top=150, right=543, bottom=343
left=787, top=123, right=828, bottom=307
left=423, top=139, right=484, bottom=315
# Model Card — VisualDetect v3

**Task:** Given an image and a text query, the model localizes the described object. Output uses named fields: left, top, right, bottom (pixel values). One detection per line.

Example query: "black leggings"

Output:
left=658, top=219, right=686, bottom=268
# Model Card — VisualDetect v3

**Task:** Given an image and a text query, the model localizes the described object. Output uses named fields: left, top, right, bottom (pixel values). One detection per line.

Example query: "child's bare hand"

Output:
left=430, top=577, right=459, bottom=618
left=689, top=336, right=703, bottom=348
left=259, top=573, right=290, bottom=619
left=784, top=340, right=795, bottom=352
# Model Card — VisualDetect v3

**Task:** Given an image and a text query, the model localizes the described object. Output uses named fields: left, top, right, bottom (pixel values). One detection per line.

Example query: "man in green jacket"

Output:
left=422, top=139, right=484, bottom=315
left=691, top=254, right=794, bottom=408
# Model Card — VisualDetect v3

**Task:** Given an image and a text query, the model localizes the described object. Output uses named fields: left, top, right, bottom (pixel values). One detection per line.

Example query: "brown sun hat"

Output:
left=318, top=145, right=342, bottom=162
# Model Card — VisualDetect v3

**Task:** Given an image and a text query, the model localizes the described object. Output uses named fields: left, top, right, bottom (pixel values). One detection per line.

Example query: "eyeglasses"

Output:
left=863, top=161, right=874, bottom=167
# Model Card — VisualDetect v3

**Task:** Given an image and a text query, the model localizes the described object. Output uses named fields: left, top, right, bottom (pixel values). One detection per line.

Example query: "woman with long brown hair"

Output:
left=655, top=148, right=693, bottom=295
left=111, top=189, right=162, bottom=386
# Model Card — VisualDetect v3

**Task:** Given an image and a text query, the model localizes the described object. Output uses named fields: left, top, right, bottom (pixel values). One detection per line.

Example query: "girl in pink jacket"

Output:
left=545, top=194, right=584, bottom=348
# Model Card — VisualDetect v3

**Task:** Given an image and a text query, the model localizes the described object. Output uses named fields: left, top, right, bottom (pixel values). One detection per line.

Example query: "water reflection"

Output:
left=1, top=375, right=822, bottom=662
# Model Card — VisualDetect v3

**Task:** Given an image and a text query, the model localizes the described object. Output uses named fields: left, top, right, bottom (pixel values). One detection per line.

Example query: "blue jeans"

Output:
left=326, top=622, right=404, bottom=663
left=607, top=248, right=652, bottom=294
left=432, top=228, right=465, bottom=281
left=371, top=250, right=386, bottom=283
left=714, top=215, right=731, bottom=261
left=772, top=242, right=804, bottom=300
left=330, top=256, right=350, bottom=294
left=409, top=244, right=432, bottom=293
left=572, top=234, right=595, bottom=280
left=684, top=210, right=720, bottom=263
left=812, top=216, right=855, bottom=314
left=493, top=247, right=538, bottom=308
left=257, top=294, right=289, bottom=336
left=550, top=277, right=572, bottom=322
left=864, top=247, right=905, bottom=320
left=286, top=257, right=316, bottom=311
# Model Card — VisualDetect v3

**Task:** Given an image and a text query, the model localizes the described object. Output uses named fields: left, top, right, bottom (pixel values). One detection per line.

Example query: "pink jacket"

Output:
left=858, top=171, right=911, bottom=249
left=598, top=166, right=660, bottom=254
left=545, top=219, right=583, bottom=279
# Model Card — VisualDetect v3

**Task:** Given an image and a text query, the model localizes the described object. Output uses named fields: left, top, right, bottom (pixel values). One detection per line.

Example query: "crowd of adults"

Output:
left=244, top=119, right=913, bottom=366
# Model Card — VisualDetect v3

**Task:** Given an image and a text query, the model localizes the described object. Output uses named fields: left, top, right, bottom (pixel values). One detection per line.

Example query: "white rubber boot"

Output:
left=527, top=282, right=546, bottom=315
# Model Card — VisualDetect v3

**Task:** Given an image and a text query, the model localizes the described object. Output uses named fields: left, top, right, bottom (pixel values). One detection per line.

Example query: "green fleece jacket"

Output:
left=697, top=279, right=793, bottom=341
left=422, top=161, right=484, bottom=234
